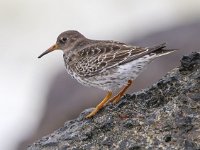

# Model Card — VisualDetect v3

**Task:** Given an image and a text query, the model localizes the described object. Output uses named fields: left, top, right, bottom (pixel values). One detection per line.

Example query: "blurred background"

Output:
left=1, top=0, right=200, bottom=149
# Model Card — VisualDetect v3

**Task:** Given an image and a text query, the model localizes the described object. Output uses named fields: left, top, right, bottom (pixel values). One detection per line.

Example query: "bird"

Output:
left=38, top=30, right=177, bottom=118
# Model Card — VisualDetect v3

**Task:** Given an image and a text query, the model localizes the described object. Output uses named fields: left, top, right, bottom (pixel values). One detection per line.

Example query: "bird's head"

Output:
left=38, top=30, right=85, bottom=58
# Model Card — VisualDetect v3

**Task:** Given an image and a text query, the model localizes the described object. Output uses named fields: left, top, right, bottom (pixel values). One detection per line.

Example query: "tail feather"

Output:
left=149, top=43, right=178, bottom=57
left=119, top=43, right=178, bottom=65
left=149, top=43, right=166, bottom=52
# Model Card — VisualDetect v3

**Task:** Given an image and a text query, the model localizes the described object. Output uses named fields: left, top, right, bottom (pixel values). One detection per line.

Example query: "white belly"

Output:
left=80, top=55, right=156, bottom=91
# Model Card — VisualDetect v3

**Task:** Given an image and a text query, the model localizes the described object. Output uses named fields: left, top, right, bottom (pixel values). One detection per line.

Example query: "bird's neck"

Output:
left=73, top=38, right=95, bottom=50
left=65, top=38, right=95, bottom=53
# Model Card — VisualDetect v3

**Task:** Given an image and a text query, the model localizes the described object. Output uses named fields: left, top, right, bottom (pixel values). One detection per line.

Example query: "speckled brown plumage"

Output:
left=38, top=30, right=177, bottom=118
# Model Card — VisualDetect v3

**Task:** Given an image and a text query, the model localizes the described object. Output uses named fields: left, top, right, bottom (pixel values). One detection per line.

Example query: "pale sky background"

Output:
left=1, top=0, right=200, bottom=150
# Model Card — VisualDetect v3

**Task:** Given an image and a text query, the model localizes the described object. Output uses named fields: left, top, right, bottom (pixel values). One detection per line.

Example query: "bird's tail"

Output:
left=149, top=43, right=178, bottom=57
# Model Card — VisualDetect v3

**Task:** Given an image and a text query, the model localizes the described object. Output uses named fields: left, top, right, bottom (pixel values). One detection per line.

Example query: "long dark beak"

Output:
left=38, top=44, right=59, bottom=58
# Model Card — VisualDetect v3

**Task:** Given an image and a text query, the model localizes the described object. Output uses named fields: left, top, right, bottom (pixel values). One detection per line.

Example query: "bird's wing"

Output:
left=71, top=41, right=150, bottom=77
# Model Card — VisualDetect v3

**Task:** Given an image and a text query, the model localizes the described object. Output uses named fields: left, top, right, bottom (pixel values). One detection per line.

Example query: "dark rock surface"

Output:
left=28, top=52, right=200, bottom=150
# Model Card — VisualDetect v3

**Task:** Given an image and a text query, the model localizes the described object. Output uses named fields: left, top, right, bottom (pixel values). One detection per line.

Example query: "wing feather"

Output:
left=71, top=41, right=148, bottom=77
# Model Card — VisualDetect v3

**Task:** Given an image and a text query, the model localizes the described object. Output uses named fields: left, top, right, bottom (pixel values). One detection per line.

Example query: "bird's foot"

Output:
left=112, top=95, right=122, bottom=104
left=86, top=108, right=98, bottom=118
left=86, top=91, right=112, bottom=118
left=86, top=80, right=133, bottom=118
left=109, top=94, right=122, bottom=104
left=109, top=80, right=133, bottom=104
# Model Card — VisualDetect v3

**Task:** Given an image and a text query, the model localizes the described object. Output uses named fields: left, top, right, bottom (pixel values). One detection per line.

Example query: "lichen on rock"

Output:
left=28, top=52, right=200, bottom=150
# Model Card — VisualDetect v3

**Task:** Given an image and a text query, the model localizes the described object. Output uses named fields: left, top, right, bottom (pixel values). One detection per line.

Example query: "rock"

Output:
left=28, top=52, right=200, bottom=150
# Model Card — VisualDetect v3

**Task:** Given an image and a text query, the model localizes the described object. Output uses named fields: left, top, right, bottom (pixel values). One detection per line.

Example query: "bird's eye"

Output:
left=59, top=37, right=67, bottom=44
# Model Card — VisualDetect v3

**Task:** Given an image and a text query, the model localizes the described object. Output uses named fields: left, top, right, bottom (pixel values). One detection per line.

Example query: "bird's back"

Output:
left=63, top=40, right=177, bottom=90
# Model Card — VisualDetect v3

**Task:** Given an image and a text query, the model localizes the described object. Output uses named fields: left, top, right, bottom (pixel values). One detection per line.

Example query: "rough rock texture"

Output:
left=28, top=52, right=200, bottom=150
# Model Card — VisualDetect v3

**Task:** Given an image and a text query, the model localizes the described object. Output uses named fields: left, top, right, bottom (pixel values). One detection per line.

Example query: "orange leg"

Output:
left=86, top=91, right=112, bottom=118
left=109, top=80, right=133, bottom=104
